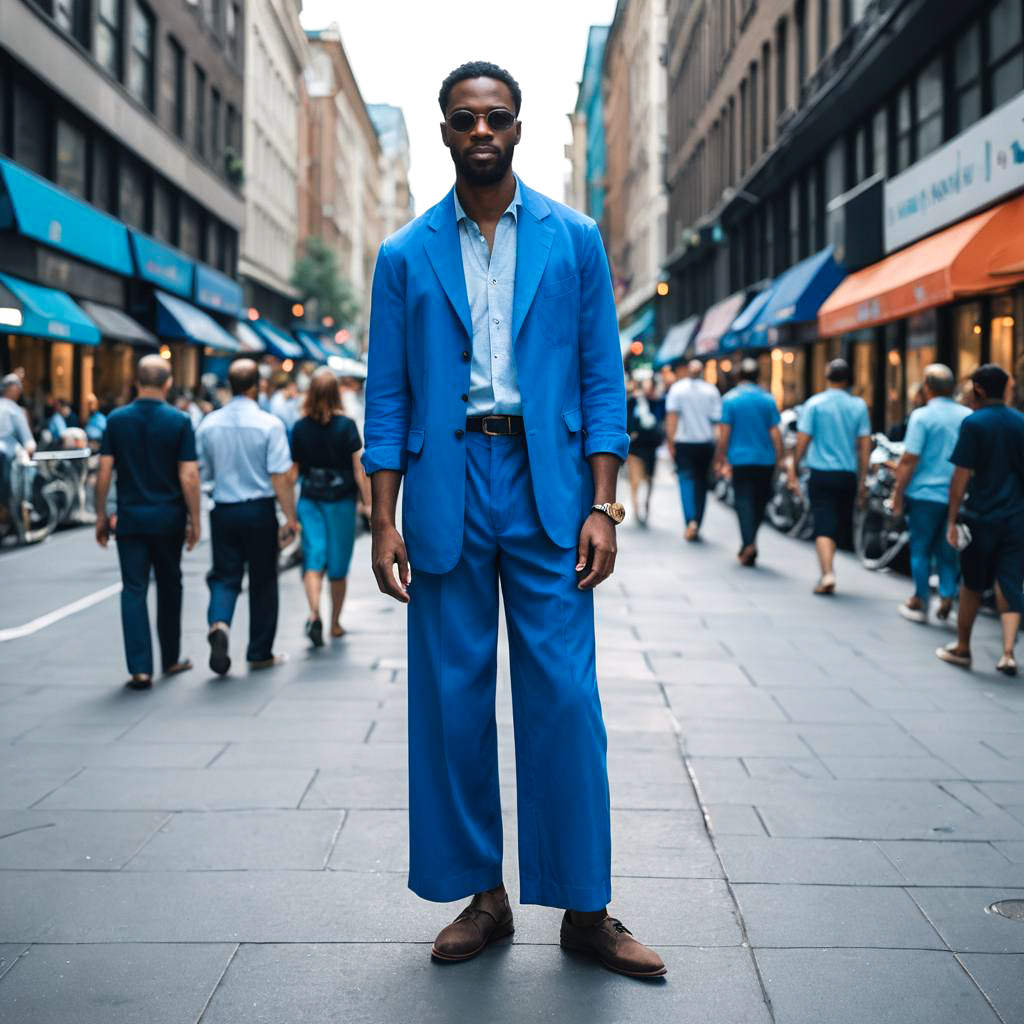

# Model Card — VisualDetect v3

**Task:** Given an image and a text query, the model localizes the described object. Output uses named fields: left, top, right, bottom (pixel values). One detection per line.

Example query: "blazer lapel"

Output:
left=512, top=187, right=555, bottom=346
left=424, top=189, right=473, bottom=341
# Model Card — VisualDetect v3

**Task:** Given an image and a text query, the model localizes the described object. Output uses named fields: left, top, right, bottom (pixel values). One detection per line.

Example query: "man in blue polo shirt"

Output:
left=94, top=355, right=200, bottom=690
left=890, top=364, right=970, bottom=624
left=716, top=358, right=782, bottom=566
left=789, top=359, right=871, bottom=595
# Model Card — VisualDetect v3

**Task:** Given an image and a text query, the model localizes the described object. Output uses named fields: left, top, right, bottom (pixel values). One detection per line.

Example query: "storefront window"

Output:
left=906, top=310, right=937, bottom=410
left=850, top=333, right=876, bottom=423
left=955, top=302, right=983, bottom=385
left=991, top=295, right=1016, bottom=373
left=50, top=342, right=74, bottom=403
left=811, top=337, right=840, bottom=395
left=884, top=323, right=904, bottom=435
left=769, top=348, right=805, bottom=410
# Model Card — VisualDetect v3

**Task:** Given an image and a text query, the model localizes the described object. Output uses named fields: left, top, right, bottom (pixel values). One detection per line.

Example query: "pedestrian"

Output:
left=291, top=366, right=370, bottom=645
left=363, top=62, right=665, bottom=978
left=92, top=355, right=200, bottom=690
left=625, top=376, right=663, bottom=526
left=937, top=364, right=1024, bottom=675
left=664, top=359, right=722, bottom=541
left=0, top=373, right=35, bottom=525
left=84, top=393, right=107, bottom=449
left=269, top=375, right=300, bottom=434
left=196, top=358, right=298, bottom=676
left=889, top=364, right=970, bottom=624
left=715, top=357, right=783, bottom=566
left=788, top=358, right=871, bottom=595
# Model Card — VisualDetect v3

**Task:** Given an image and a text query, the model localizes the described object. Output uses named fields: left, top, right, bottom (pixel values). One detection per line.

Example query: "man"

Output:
left=664, top=359, right=722, bottom=541
left=196, top=359, right=297, bottom=675
left=94, top=355, right=200, bottom=689
left=937, top=364, right=1024, bottom=675
left=269, top=376, right=300, bottom=434
left=789, top=358, right=871, bottom=594
left=0, top=373, right=35, bottom=523
left=890, top=364, right=970, bottom=624
left=716, top=358, right=783, bottom=566
left=84, top=393, right=107, bottom=449
left=363, top=62, right=665, bottom=979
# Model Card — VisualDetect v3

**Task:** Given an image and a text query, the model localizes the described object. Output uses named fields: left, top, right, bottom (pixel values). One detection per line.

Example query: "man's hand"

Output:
left=947, top=523, right=960, bottom=550
left=889, top=494, right=904, bottom=520
left=576, top=512, right=617, bottom=590
left=857, top=480, right=868, bottom=506
left=278, top=519, right=300, bottom=549
left=372, top=522, right=411, bottom=603
left=786, top=470, right=801, bottom=495
left=95, top=515, right=110, bottom=548
left=185, top=517, right=200, bottom=552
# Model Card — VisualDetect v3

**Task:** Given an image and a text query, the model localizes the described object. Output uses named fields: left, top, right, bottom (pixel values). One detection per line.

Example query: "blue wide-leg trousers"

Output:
left=406, top=432, right=612, bottom=911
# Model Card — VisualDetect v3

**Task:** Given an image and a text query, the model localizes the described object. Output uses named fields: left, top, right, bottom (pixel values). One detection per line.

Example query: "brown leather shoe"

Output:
left=431, top=892, right=514, bottom=962
left=560, top=912, right=667, bottom=978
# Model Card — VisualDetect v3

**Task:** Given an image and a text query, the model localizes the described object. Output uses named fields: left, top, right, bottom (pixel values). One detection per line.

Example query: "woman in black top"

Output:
left=291, top=367, right=371, bottom=645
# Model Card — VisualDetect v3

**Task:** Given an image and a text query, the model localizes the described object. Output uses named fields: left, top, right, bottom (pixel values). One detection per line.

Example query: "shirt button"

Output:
left=462, top=350, right=470, bottom=361
left=491, top=279, right=497, bottom=286
left=455, top=428, right=465, bottom=439
left=493, top=318, right=500, bottom=325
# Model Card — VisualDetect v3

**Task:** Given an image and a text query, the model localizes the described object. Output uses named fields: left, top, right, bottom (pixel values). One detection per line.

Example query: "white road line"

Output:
left=0, top=581, right=122, bottom=642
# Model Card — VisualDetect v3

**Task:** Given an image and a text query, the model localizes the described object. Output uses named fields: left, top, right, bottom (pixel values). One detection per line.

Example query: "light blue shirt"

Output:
left=904, top=396, right=972, bottom=503
left=454, top=180, right=521, bottom=415
left=0, top=396, right=32, bottom=455
left=721, top=382, right=780, bottom=466
left=196, top=396, right=292, bottom=504
left=797, top=387, right=871, bottom=473
left=85, top=410, right=107, bottom=442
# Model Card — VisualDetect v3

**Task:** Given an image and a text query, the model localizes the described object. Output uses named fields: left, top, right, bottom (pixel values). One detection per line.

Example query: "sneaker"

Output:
left=306, top=617, right=324, bottom=648
left=208, top=625, right=231, bottom=676
left=898, top=601, right=928, bottom=624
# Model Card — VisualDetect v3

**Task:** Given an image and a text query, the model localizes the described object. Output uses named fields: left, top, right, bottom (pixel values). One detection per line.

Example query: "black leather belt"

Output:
left=466, top=415, right=525, bottom=436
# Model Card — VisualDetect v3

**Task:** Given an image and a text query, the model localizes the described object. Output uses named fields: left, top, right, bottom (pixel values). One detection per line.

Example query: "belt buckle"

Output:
left=481, top=415, right=506, bottom=436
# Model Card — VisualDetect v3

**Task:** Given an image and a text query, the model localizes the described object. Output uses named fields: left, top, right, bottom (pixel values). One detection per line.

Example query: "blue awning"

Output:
left=654, top=315, right=700, bottom=367
left=250, top=319, right=304, bottom=360
left=234, top=321, right=267, bottom=354
left=194, top=264, right=244, bottom=317
left=618, top=307, right=656, bottom=354
left=721, top=289, right=774, bottom=351
left=130, top=231, right=194, bottom=298
left=155, top=291, right=240, bottom=351
left=0, top=158, right=133, bottom=276
left=749, top=247, right=845, bottom=344
left=294, top=329, right=330, bottom=363
left=0, top=272, right=101, bottom=346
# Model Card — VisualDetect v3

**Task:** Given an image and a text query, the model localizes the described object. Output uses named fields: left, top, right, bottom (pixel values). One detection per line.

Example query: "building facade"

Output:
left=0, top=0, right=246, bottom=415
left=368, top=103, right=414, bottom=240
left=239, top=0, right=308, bottom=324
left=602, top=0, right=668, bottom=334
left=662, top=0, right=1024, bottom=425
left=302, top=26, right=383, bottom=342
left=566, top=25, right=610, bottom=219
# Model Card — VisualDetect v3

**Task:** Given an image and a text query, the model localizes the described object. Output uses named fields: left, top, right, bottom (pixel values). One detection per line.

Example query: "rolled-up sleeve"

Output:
left=362, top=242, right=410, bottom=475
left=578, top=223, right=629, bottom=460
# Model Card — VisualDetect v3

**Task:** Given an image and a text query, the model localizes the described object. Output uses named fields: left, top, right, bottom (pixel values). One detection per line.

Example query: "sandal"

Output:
left=936, top=643, right=972, bottom=669
left=814, top=575, right=836, bottom=595
left=163, top=659, right=193, bottom=676
left=125, top=674, right=152, bottom=691
left=997, top=654, right=1018, bottom=677
left=305, top=617, right=324, bottom=648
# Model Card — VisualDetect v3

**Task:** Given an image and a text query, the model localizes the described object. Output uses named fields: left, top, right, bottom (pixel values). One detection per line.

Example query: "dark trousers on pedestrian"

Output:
left=116, top=530, right=185, bottom=676
left=732, top=464, right=775, bottom=549
left=207, top=498, right=278, bottom=662
left=674, top=442, right=715, bottom=528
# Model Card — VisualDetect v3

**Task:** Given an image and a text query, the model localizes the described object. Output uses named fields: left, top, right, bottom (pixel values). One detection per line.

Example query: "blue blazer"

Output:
left=362, top=180, right=628, bottom=575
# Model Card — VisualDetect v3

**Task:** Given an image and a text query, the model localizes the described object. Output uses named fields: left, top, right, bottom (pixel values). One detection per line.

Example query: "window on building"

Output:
left=166, top=37, right=185, bottom=138
left=194, top=66, right=206, bottom=157
left=795, top=0, right=807, bottom=93
left=788, top=180, right=800, bottom=264
left=227, top=2, right=241, bottom=60
left=895, top=84, right=912, bottom=173
left=739, top=79, right=748, bottom=174
left=727, top=95, right=736, bottom=184
left=776, top=17, right=788, bottom=115
left=750, top=62, right=759, bottom=162
left=954, top=24, right=982, bottom=133
left=55, top=119, right=86, bottom=197
left=179, top=197, right=199, bottom=257
left=13, top=84, right=47, bottom=175
left=915, top=57, right=943, bottom=159
left=824, top=138, right=845, bottom=203
left=871, top=105, right=888, bottom=177
left=95, top=0, right=122, bottom=79
left=226, top=103, right=239, bottom=152
left=128, top=0, right=155, bottom=109
left=152, top=178, right=175, bottom=243
left=988, top=0, right=1024, bottom=108
left=210, top=88, right=222, bottom=164
left=90, top=136, right=114, bottom=212
left=841, top=0, right=853, bottom=31
left=762, top=42, right=771, bottom=152
left=54, top=0, right=89, bottom=45
left=118, top=152, right=147, bottom=229
left=818, top=0, right=829, bottom=62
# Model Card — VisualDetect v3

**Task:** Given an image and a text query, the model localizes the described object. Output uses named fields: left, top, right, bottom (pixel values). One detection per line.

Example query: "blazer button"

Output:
left=461, top=350, right=470, bottom=361
left=460, top=393, right=468, bottom=402
left=455, top=428, right=465, bottom=439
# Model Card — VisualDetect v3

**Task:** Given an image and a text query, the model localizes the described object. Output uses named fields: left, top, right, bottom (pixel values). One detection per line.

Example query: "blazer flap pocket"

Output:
left=562, top=408, right=583, bottom=433
left=406, top=428, right=425, bottom=454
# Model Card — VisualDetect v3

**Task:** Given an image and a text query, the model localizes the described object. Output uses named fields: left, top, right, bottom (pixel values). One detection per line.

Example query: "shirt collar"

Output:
left=454, top=177, right=522, bottom=226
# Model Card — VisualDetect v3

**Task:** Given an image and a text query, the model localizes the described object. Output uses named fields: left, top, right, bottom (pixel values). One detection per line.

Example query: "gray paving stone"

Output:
left=7, top=741, right=226, bottom=769
left=647, top=659, right=751, bottom=686
left=328, top=809, right=407, bottom=873
left=0, top=945, right=27, bottom=980
left=0, top=943, right=236, bottom=1024
left=611, top=810, right=721, bottom=878
left=683, top=729, right=811, bottom=758
left=755, top=948, right=1001, bottom=1024
left=665, top=685, right=787, bottom=722
left=609, top=778, right=698, bottom=811
left=717, top=836, right=903, bottom=885
left=742, top=757, right=832, bottom=780
left=820, top=755, right=959, bottom=779
left=124, top=810, right=345, bottom=871
left=908, top=888, right=1024, bottom=953
left=201, top=943, right=770, bottom=1024
left=797, top=725, right=934, bottom=758
left=121, top=713, right=372, bottom=744
left=0, top=769, right=83, bottom=810
left=35, top=767, right=315, bottom=811
left=878, top=841, right=1024, bottom=886
left=704, top=804, right=767, bottom=836
left=0, top=810, right=166, bottom=869
left=735, top=883, right=944, bottom=948
left=212, top=740, right=407, bottom=771
left=301, top=767, right=409, bottom=809
left=767, top=688, right=888, bottom=724
left=960, top=953, right=1024, bottom=1024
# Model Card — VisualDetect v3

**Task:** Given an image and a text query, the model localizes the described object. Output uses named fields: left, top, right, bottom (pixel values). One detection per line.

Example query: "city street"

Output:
left=1, top=469, right=1024, bottom=1024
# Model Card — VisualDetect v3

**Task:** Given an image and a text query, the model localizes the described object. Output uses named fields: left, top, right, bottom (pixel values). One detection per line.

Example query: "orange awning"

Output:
left=818, top=194, right=1024, bottom=336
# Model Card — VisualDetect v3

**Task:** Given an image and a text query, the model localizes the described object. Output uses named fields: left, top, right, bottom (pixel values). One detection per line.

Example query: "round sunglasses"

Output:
left=446, top=108, right=517, bottom=133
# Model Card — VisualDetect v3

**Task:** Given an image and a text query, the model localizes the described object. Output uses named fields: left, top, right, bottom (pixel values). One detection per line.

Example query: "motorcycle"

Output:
left=0, top=445, right=94, bottom=546
left=766, top=407, right=814, bottom=539
left=855, top=433, right=910, bottom=571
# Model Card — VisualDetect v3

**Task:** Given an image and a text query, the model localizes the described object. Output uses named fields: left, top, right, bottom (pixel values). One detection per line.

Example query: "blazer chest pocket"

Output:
left=406, top=428, right=424, bottom=454
left=540, top=273, right=579, bottom=300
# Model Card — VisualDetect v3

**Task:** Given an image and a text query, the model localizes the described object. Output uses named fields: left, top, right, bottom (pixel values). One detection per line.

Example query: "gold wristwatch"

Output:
left=592, top=502, right=626, bottom=525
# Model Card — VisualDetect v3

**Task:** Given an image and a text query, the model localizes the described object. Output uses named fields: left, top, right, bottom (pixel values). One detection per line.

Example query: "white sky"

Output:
left=298, top=0, right=618, bottom=214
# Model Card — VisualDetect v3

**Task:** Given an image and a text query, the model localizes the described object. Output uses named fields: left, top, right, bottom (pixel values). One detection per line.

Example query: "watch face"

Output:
left=609, top=502, right=626, bottom=524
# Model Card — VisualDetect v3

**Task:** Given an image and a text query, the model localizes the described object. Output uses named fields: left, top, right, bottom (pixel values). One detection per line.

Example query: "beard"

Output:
left=449, top=143, right=515, bottom=185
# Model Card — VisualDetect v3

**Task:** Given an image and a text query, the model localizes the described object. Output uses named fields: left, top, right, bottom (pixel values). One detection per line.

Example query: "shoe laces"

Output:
left=606, top=917, right=632, bottom=936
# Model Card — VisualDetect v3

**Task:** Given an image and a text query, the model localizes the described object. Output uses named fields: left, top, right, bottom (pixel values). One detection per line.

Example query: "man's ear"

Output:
left=440, top=122, right=450, bottom=149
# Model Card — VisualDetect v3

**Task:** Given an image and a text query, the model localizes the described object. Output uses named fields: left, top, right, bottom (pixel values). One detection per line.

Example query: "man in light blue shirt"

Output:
left=716, top=358, right=783, bottom=565
left=454, top=180, right=520, bottom=415
left=890, top=364, right=971, bottom=623
left=790, top=358, right=871, bottom=594
left=196, top=359, right=296, bottom=675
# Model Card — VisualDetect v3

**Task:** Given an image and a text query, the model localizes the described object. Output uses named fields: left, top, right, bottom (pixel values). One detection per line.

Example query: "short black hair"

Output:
left=439, top=61, right=522, bottom=115
left=826, top=358, right=851, bottom=384
left=971, top=363, right=1009, bottom=400
left=228, top=358, right=260, bottom=396
left=738, top=358, right=760, bottom=382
